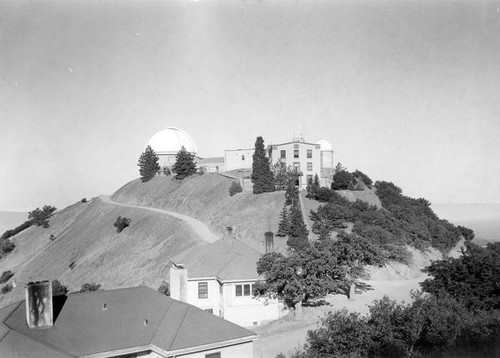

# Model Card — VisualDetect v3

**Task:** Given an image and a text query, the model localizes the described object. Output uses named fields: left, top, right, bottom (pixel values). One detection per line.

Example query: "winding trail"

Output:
left=100, top=196, right=220, bottom=243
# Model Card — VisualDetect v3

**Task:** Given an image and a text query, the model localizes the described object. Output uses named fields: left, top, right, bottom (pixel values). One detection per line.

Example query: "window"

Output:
left=204, top=308, right=214, bottom=314
left=307, top=149, right=312, bottom=159
left=242, top=155, right=245, bottom=161
left=307, top=162, right=313, bottom=171
left=198, top=282, right=208, bottom=299
left=294, top=149, right=299, bottom=158
left=293, top=162, right=300, bottom=171
left=205, top=353, right=221, bottom=358
left=280, top=150, right=286, bottom=159
left=236, top=284, right=252, bottom=297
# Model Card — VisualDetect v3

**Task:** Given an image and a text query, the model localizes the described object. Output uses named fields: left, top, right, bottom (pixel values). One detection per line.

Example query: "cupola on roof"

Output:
left=147, top=127, right=198, bottom=155
left=316, top=139, right=333, bottom=151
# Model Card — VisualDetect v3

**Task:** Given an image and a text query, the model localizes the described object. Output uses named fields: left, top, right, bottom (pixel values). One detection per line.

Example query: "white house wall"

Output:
left=224, top=149, right=254, bottom=172
left=175, top=341, right=253, bottom=358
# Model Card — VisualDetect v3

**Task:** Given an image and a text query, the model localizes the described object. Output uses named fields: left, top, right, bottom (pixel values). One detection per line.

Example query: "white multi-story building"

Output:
left=268, top=136, right=334, bottom=189
left=170, top=238, right=283, bottom=327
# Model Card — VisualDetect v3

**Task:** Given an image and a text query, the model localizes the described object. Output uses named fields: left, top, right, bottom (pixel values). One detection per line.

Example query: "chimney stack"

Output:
left=169, top=263, right=188, bottom=303
left=264, top=232, right=274, bottom=253
left=25, top=280, right=53, bottom=329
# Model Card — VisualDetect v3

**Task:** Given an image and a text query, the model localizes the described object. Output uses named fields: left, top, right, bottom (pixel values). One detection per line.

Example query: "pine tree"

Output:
left=172, top=146, right=197, bottom=180
left=306, top=176, right=313, bottom=198
left=285, top=178, right=298, bottom=206
left=251, top=136, right=275, bottom=194
left=287, top=202, right=309, bottom=251
left=138, top=145, right=160, bottom=182
left=312, top=174, right=321, bottom=197
left=277, top=205, right=290, bottom=237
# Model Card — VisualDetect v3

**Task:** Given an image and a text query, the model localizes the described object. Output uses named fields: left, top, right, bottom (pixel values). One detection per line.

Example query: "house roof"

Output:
left=0, top=286, right=255, bottom=358
left=172, top=239, right=263, bottom=281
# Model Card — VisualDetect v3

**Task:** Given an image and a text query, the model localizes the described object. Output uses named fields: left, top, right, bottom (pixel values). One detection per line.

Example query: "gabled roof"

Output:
left=172, top=239, right=262, bottom=281
left=0, top=286, right=255, bottom=358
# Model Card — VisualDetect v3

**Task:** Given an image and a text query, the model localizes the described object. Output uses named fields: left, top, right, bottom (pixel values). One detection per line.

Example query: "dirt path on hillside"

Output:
left=100, top=196, right=220, bottom=243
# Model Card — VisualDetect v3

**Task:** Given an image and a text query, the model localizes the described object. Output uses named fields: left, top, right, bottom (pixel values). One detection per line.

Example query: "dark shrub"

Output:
left=332, top=170, right=355, bottom=190
left=158, top=281, right=170, bottom=296
left=52, top=280, right=69, bottom=296
left=114, top=216, right=131, bottom=233
left=78, top=282, right=101, bottom=293
left=229, top=181, right=243, bottom=196
left=0, top=239, right=15, bottom=255
left=1, top=283, right=13, bottom=294
left=81, top=198, right=87, bottom=203
left=0, top=270, right=13, bottom=284
left=28, top=205, right=57, bottom=228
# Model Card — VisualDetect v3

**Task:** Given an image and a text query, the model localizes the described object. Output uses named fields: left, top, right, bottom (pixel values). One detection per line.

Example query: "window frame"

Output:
left=307, top=149, right=312, bottom=159
left=198, top=282, right=208, bottom=299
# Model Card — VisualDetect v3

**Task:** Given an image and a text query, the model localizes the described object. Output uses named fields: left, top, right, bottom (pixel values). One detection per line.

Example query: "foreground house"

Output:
left=0, top=283, right=256, bottom=358
left=170, top=236, right=284, bottom=327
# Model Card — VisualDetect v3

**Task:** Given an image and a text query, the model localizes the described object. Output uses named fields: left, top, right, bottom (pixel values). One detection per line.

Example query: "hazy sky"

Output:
left=1, top=0, right=499, bottom=211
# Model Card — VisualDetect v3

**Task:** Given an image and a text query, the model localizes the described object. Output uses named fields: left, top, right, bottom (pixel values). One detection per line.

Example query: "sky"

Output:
left=1, top=0, right=500, bottom=211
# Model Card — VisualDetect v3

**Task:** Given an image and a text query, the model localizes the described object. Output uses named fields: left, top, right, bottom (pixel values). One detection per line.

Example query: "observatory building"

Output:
left=147, top=127, right=198, bottom=168
left=268, top=136, right=335, bottom=189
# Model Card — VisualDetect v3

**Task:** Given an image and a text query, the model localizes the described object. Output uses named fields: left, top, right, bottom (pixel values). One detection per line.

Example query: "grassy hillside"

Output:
left=111, top=173, right=286, bottom=252
left=0, top=173, right=286, bottom=308
left=0, top=197, right=201, bottom=308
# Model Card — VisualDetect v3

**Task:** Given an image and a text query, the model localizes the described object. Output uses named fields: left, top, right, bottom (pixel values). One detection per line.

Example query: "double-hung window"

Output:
left=198, top=282, right=208, bottom=299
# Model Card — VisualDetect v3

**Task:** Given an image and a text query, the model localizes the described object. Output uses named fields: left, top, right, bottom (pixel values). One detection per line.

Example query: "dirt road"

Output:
left=100, top=195, right=220, bottom=243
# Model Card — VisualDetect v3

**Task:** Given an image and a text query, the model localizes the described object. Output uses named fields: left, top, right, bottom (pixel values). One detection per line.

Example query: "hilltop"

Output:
left=0, top=173, right=285, bottom=307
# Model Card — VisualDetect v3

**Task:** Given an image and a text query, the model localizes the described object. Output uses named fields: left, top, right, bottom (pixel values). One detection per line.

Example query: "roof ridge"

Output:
left=168, top=302, right=190, bottom=350
left=149, top=296, right=173, bottom=346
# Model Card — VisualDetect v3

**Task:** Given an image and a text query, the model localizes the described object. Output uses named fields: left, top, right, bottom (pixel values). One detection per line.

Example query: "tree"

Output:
left=78, top=282, right=101, bottom=292
left=312, top=174, right=320, bottom=197
left=137, top=145, right=160, bottom=182
left=305, top=176, right=313, bottom=198
left=229, top=181, right=243, bottom=196
left=114, top=216, right=131, bottom=233
left=277, top=205, right=290, bottom=237
left=52, top=280, right=69, bottom=296
left=251, top=136, right=275, bottom=194
left=256, top=232, right=384, bottom=312
left=332, top=170, right=355, bottom=190
left=28, top=205, right=57, bottom=228
left=158, top=281, right=170, bottom=296
left=421, top=242, right=500, bottom=311
left=172, top=146, right=197, bottom=180
left=287, top=203, right=309, bottom=251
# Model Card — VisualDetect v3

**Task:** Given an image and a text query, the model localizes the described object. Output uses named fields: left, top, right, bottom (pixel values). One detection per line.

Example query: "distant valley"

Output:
left=431, top=203, right=500, bottom=244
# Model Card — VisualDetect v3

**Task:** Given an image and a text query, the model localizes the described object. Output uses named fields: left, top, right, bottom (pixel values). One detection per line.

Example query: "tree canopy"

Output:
left=137, top=145, right=160, bottom=182
left=172, top=146, right=197, bottom=180
left=28, top=205, right=57, bottom=228
left=251, top=136, right=275, bottom=194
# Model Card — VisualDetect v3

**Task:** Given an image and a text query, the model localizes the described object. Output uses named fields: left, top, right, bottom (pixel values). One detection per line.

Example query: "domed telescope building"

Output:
left=147, top=127, right=198, bottom=168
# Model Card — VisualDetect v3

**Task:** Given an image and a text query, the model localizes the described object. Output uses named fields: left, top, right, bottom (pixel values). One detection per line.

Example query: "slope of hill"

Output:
left=0, top=211, right=28, bottom=234
left=0, top=174, right=286, bottom=308
left=0, top=197, right=202, bottom=307
left=111, top=173, right=286, bottom=252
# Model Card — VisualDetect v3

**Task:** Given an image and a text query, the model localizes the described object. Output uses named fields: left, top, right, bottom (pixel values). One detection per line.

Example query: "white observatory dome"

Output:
left=316, top=139, right=333, bottom=151
left=147, top=127, right=198, bottom=155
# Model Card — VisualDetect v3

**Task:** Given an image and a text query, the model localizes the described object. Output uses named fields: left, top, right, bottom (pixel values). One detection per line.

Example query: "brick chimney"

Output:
left=169, top=263, right=188, bottom=303
left=26, top=280, right=53, bottom=329
left=265, top=231, right=274, bottom=253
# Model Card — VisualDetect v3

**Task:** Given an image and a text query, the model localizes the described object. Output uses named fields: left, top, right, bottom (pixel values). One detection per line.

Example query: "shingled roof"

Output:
left=0, top=286, right=256, bottom=357
left=171, top=239, right=263, bottom=281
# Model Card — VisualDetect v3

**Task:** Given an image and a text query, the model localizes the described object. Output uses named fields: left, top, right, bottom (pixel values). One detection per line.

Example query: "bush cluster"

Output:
left=294, top=243, right=500, bottom=358
left=28, top=205, right=57, bottom=228
left=229, top=181, right=243, bottom=196
left=114, top=216, right=131, bottom=233
left=1, top=283, right=13, bottom=294
left=0, top=270, right=13, bottom=284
